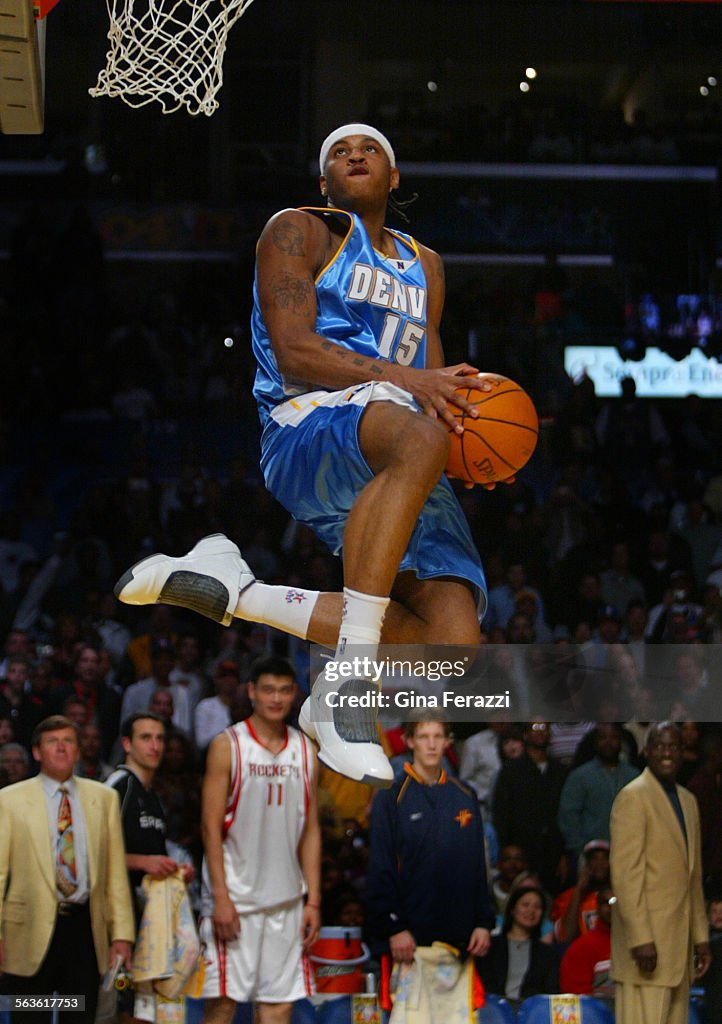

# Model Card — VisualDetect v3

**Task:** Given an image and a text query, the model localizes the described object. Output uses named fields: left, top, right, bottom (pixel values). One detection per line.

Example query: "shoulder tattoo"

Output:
left=272, top=219, right=305, bottom=256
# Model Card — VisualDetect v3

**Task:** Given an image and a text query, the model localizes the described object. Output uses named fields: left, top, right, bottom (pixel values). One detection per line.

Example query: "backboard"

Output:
left=0, top=0, right=58, bottom=134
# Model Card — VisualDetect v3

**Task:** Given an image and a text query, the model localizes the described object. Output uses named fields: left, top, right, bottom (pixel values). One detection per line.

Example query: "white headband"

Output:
left=319, top=123, right=396, bottom=173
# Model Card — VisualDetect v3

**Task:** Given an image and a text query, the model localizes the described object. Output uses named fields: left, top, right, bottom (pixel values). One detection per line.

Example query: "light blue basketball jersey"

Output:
left=251, top=207, right=429, bottom=430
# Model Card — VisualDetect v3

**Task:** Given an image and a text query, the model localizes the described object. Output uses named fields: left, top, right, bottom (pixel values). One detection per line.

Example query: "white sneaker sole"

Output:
left=114, top=533, right=251, bottom=626
left=298, top=696, right=393, bottom=788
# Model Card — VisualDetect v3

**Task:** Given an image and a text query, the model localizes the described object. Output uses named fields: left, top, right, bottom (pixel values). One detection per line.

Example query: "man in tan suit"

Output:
left=0, top=715, right=135, bottom=1023
left=610, top=720, right=711, bottom=1024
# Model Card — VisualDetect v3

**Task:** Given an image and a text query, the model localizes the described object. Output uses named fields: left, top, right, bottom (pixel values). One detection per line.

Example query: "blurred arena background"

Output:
left=0, top=0, right=721, bottom=667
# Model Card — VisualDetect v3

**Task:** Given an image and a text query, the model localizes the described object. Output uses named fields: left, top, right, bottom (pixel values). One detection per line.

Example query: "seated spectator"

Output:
left=335, top=893, right=365, bottom=929
left=26, top=657, right=58, bottom=729
left=562, top=572, right=604, bottom=638
left=0, top=628, right=33, bottom=681
left=498, top=724, right=525, bottom=763
left=59, top=644, right=122, bottom=757
left=61, top=695, right=89, bottom=730
left=646, top=568, right=702, bottom=642
left=595, top=376, right=669, bottom=477
left=194, top=658, right=239, bottom=751
left=74, top=722, right=112, bottom=781
left=671, top=651, right=711, bottom=720
left=319, top=848, right=350, bottom=923
left=559, top=886, right=614, bottom=996
left=48, top=611, right=84, bottom=684
left=317, top=762, right=379, bottom=831
left=572, top=714, right=640, bottom=769
left=229, top=680, right=253, bottom=725
left=0, top=510, right=38, bottom=594
left=153, top=731, right=202, bottom=870
left=148, top=686, right=175, bottom=727
left=704, top=895, right=722, bottom=1024
left=0, top=742, right=31, bottom=784
left=700, top=571, right=722, bottom=644
left=548, top=721, right=595, bottom=769
left=120, top=637, right=191, bottom=735
left=169, top=630, right=207, bottom=716
left=0, top=713, right=15, bottom=749
left=600, top=540, right=646, bottom=618
left=558, top=723, right=639, bottom=861
left=624, top=685, right=657, bottom=756
left=492, top=721, right=568, bottom=895
left=477, top=884, right=560, bottom=1009
left=334, top=817, right=370, bottom=892
left=126, top=605, right=178, bottom=680
left=687, top=734, right=722, bottom=894
left=551, top=840, right=611, bottom=943
left=491, top=844, right=530, bottom=924
left=94, top=592, right=132, bottom=668
left=486, top=563, right=546, bottom=634
left=514, top=589, right=553, bottom=643
left=459, top=723, right=503, bottom=813
left=622, top=600, right=649, bottom=676
left=677, top=717, right=702, bottom=785
left=0, top=655, right=34, bottom=747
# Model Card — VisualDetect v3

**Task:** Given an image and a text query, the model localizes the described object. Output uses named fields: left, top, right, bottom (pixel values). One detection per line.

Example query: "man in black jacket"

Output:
left=492, top=721, right=568, bottom=894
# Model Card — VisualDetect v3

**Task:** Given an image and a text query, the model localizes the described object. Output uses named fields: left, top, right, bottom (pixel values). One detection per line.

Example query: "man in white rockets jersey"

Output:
left=199, top=656, right=321, bottom=1024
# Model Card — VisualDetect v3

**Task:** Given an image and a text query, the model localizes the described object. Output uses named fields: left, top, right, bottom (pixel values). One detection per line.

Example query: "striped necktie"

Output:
left=56, top=784, right=78, bottom=897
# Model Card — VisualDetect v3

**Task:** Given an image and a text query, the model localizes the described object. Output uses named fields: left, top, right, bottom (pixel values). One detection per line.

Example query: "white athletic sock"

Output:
left=335, top=586, right=389, bottom=660
left=234, top=583, right=320, bottom=639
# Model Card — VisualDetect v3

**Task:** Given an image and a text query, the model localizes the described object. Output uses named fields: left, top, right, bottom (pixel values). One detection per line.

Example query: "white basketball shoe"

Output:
left=114, top=533, right=254, bottom=626
left=299, top=670, right=394, bottom=788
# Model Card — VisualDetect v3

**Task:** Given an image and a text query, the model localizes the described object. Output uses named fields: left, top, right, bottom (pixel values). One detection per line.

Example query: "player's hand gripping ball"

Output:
left=446, top=373, right=539, bottom=486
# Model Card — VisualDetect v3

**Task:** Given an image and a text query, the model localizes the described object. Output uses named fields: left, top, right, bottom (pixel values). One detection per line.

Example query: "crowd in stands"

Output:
left=371, top=95, right=722, bottom=167
left=3, top=191, right=722, bottom=1020
left=1, top=345, right=722, bottom=1011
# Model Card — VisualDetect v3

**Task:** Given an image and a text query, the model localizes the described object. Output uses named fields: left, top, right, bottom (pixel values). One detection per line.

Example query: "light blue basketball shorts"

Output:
left=259, top=383, right=487, bottom=616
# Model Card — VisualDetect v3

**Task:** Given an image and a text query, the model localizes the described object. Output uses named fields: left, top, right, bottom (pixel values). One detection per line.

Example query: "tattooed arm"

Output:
left=255, top=209, right=480, bottom=425
left=256, top=209, right=390, bottom=389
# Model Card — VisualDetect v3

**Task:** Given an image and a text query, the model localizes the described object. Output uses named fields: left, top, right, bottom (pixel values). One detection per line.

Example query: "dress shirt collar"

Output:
left=40, top=772, right=79, bottom=799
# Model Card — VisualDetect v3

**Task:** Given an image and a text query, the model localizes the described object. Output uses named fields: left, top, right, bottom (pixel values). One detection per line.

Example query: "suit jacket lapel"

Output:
left=26, top=778, right=56, bottom=898
left=679, top=787, right=697, bottom=877
left=643, top=769, right=688, bottom=865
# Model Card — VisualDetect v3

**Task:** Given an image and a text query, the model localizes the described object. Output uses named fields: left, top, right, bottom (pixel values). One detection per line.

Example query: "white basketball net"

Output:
left=90, top=0, right=256, bottom=117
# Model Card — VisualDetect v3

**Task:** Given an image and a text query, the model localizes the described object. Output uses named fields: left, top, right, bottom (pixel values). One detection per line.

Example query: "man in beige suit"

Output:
left=0, top=715, right=135, bottom=1023
left=610, top=720, right=711, bottom=1024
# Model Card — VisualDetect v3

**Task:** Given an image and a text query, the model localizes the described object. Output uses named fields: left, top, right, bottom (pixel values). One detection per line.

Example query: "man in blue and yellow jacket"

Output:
left=366, top=714, right=494, bottom=964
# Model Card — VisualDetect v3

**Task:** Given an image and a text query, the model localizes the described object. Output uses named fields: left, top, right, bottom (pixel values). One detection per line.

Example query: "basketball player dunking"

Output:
left=116, top=123, right=501, bottom=786
left=199, top=656, right=320, bottom=1024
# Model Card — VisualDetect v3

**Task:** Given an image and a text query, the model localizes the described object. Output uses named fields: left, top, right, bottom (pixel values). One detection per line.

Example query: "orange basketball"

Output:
left=446, top=373, right=539, bottom=485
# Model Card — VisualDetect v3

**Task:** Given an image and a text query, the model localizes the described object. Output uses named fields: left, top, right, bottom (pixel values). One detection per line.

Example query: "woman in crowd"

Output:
left=477, top=884, right=560, bottom=1009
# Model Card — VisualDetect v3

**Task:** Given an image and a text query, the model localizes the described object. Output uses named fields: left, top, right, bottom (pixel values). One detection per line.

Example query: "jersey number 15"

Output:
left=378, top=314, right=425, bottom=366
